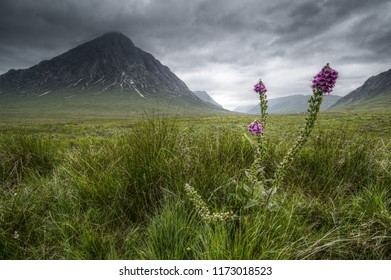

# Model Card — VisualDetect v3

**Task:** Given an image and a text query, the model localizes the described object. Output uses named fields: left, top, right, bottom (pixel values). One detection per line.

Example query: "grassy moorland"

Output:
left=0, top=92, right=229, bottom=119
left=0, top=112, right=390, bottom=259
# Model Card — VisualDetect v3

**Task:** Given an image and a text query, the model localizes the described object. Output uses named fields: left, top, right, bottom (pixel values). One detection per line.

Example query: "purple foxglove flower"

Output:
left=326, top=83, right=334, bottom=88
left=248, top=120, right=263, bottom=135
left=253, top=80, right=267, bottom=94
left=311, top=63, right=338, bottom=94
left=322, top=86, right=330, bottom=94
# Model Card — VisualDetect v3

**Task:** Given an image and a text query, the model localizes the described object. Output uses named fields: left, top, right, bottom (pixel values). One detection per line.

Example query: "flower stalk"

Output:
left=273, top=88, right=323, bottom=188
left=249, top=79, right=268, bottom=163
left=273, top=63, right=338, bottom=188
left=184, top=183, right=236, bottom=222
left=250, top=79, right=268, bottom=133
left=258, top=87, right=268, bottom=132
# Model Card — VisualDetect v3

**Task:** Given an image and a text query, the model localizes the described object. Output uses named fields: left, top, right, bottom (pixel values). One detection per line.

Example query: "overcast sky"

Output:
left=1, top=0, right=390, bottom=109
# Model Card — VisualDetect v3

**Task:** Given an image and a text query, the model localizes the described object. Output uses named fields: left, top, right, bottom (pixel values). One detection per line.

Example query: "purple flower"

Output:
left=248, top=120, right=263, bottom=135
left=330, top=70, right=338, bottom=78
left=323, top=69, right=331, bottom=76
left=311, top=63, right=338, bottom=94
left=254, top=80, right=267, bottom=94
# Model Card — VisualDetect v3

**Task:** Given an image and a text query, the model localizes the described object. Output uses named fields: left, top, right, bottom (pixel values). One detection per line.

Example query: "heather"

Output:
left=0, top=112, right=390, bottom=259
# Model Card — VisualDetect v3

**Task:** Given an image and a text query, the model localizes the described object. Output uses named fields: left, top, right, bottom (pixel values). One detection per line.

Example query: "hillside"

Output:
left=330, top=68, right=391, bottom=111
left=193, top=91, right=223, bottom=108
left=233, top=105, right=257, bottom=113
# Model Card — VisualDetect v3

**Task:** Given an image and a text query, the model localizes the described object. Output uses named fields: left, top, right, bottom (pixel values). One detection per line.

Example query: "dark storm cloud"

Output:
left=0, top=0, right=390, bottom=109
left=271, top=0, right=390, bottom=48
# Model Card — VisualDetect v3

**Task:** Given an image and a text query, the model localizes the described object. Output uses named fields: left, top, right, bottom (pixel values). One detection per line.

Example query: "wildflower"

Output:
left=311, top=63, right=338, bottom=94
left=13, top=231, right=19, bottom=239
left=254, top=80, right=267, bottom=94
left=252, top=79, right=268, bottom=132
left=248, top=120, right=263, bottom=135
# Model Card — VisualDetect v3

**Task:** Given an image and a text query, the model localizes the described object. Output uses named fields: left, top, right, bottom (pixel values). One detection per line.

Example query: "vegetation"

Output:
left=329, top=94, right=391, bottom=113
left=0, top=91, right=229, bottom=119
left=0, top=112, right=390, bottom=259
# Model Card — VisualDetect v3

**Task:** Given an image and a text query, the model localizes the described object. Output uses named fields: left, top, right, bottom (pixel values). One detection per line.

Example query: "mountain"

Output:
left=246, top=94, right=341, bottom=115
left=0, top=32, right=225, bottom=117
left=233, top=105, right=256, bottom=113
left=0, top=32, right=196, bottom=99
left=330, top=68, right=391, bottom=111
left=193, top=91, right=223, bottom=108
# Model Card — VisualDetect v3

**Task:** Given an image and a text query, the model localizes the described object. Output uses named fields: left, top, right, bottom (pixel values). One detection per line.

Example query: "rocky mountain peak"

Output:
left=0, top=32, right=198, bottom=100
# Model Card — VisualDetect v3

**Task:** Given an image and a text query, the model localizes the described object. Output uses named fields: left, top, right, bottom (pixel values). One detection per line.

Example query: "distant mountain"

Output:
left=246, top=94, right=341, bottom=115
left=0, top=32, right=226, bottom=117
left=330, top=68, right=391, bottom=111
left=193, top=91, right=223, bottom=108
left=233, top=105, right=256, bottom=113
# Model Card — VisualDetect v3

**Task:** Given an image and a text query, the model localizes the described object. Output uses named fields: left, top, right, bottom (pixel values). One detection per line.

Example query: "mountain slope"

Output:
left=233, top=105, right=256, bottom=113
left=193, top=91, right=223, bottom=108
left=0, top=32, right=198, bottom=99
left=330, top=68, right=391, bottom=111
left=246, top=94, right=341, bottom=115
left=0, top=32, right=227, bottom=117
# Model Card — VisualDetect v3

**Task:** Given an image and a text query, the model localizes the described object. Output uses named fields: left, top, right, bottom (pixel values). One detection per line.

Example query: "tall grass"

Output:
left=0, top=114, right=390, bottom=259
left=0, top=134, right=58, bottom=188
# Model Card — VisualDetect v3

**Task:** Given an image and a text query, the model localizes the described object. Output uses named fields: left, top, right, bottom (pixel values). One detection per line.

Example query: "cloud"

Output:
left=0, top=0, right=390, bottom=109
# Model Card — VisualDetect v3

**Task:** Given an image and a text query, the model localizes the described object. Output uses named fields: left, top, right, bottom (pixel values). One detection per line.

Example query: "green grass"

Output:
left=329, top=93, right=391, bottom=112
left=0, top=91, right=230, bottom=119
left=0, top=112, right=390, bottom=259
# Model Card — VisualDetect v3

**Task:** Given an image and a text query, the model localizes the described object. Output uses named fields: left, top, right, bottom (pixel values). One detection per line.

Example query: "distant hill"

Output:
left=0, top=32, right=226, bottom=117
left=193, top=91, right=223, bottom=108
left=233, top=105, right=256, bottom=113
left=330, top=68, right=391, bottom=111
left=245, top=94, right=341, bottom=115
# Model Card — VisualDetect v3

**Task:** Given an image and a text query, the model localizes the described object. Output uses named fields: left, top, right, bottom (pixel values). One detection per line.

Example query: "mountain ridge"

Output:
left=236, top=94, right=341, bottom=115
left=193, top=91, right=223, bottom=108
left=0, top=32, right=199, bottom=101
left=330, top=68, right=391, bottom=110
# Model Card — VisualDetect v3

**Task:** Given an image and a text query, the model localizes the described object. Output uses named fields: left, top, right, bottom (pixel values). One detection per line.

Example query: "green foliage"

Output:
left=0, top=134, right=58, bottom=188
left=0, top=113, right=390, bottom=259
left=259, top=92, right=269, bottom=130
left=143, top=199, right=201, bottom=259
